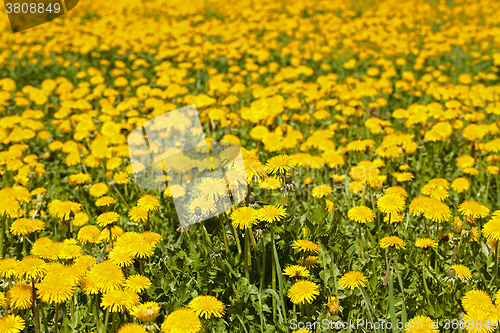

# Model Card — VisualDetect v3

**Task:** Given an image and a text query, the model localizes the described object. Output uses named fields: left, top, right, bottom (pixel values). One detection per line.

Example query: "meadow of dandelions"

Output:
left=1, top=0, right=500, bottom=332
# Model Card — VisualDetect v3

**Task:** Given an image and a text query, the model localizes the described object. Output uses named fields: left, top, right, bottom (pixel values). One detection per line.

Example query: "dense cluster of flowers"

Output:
left=1, top=0, right=500, bottom=331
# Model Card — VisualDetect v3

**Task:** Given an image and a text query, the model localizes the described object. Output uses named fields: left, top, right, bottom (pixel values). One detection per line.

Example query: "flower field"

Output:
left=1, top=0, right=500, bottom=332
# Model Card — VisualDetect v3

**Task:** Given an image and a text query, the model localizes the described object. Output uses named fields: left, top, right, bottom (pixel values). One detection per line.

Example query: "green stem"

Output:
left=495, top=240, right=499, bottom=287
left=54, top=303, right=59, bottom=333
left=484, top=174, right=490, bottom=205
left=359, top=223, right=365, bottom=260
left=71, top=294, right=74, bottom=318
left=305, top=302, right=311, bottom=322
left=103, top=310, right=110, bottom=333
left=248, top=228, right=262, bottom=284
left=371, top=190, right=380, bottom=243
left=23, top=309, right=28, bottom=333
left=422, top=256, right=430, bottom=302
left=95, top=294, right=100, bottom=329
left=0, top=215, right=5, bottom=256
left=219, top=260, right=240, bottom=301
left=270, top=223, right=276, bottom=323
left=41, top=303, right=48, bottom=333
left=230, top=224, right=242, bottom=254
left=108, top=226, right=113, bottom=250
left=114, top=185, right=130, bottom=210
left=244, top=229, right=250, bottom=281
left=32, top=280, right=40, bottom=333
left=496, top=177, right=500, bottom=204
left=360, top=183, right=366, bottom=206
left=348, top=291, right=355, bottom=323
left=260, top=234, right=266, bottom=290
left=112, top=312, right=118, bottom=332
left=219, top=216, right=230, bottom=257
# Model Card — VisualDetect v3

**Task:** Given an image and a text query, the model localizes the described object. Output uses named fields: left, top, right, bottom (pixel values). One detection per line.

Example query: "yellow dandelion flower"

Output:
left=188, top=295, right=226, bottom=319
left=379, top=236, right=406, bottom=250
left=96, top=212, right=120, bottom=227
left=0, top=315, right=25, bottom=333
left=37, top=271, right=75, bottom=303
left=101, top=289, right=140, bottom=312
left=462, top=290, right=494, bottom=314
left=348, top=206, right=375, bottom=223
left=128, top=206, right=148, bottom=223
left=287, top=280, right=319, bottom=305
left=72, top=212, right=89, bottom=227
left=124, top=275, right=151, bottom=293
left=15, top=255, right=47, bottom=281
left=449, top=265, right=472, bottom=281
left=161, top=308, right=202, bottom=333
left=338, top=270, right=368, bottom=290
left=7, top=281, right=33, bottom=310
left=10, top=218, right=45, bottom=236
left=130, top=301, right=161, bottom=322
left=89, top=183, right=109, bottom=197
left=451, top=177, right=470, bottom=193
left=423, top=199, right=451, bottom=223
left=92, top=260, right=125, bottom=293
left=283, top=265, right=310, bottom=278
left=0, top=258, right=18, bottom=279
left=95, top=196, right=116, bottom=207
left=264, top=154, right=294, bottom=175
left=291, top=240, right=320, bottom=254
left=311, top=185, right=332, bottom=198
left=137, top=194, right=160, bottom=212
left=77, top=225, right=101, bottom=244
left=459, top=200, right=490, bottom=220
left=198, top=177, right=228, bottom=201
left=483, top=219, right=500, bottom=241
left=404, top=315, right=439, bottom=333
left=231, top=207, right=259, bottom=229
left=118, top=323, right=147, bottom=333
left=298, top=256, right=322, bottom=268
left=108, top=246, right=134, bottom=267
left=415, top=238, right=438, bottom=249
left=377, top=194, right=405, bottom=214
left=258, top=205, right=286, bottom=223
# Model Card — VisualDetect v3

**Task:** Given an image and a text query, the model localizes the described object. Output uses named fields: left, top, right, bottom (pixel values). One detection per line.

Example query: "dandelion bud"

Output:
left=439, top=232, right=450, bottom=242
left=447, top=268, right=456, bottom=279
left=488, top=239, right=496, bottom=252
left=453, top=217, right=463, bottom=233
left=325, top=296, right=340, bottom=315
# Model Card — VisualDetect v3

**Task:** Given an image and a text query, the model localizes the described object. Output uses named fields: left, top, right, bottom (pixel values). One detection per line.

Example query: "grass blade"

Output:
left=359, top=286, right=382, bottom=333
left=393, top=260, right=407, bottom=324
left=271, top=237, right=288, bottom=323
